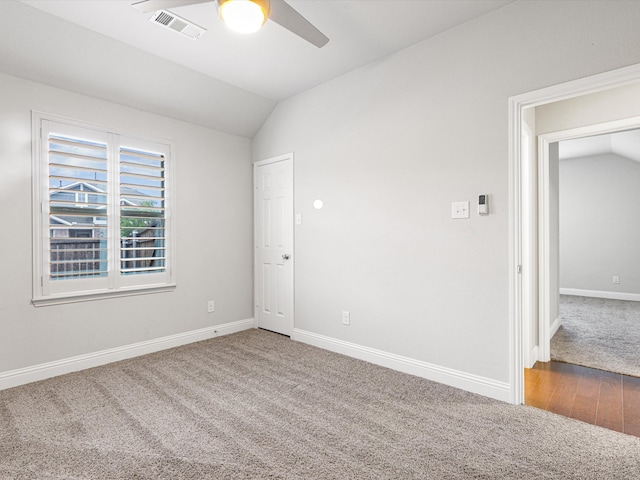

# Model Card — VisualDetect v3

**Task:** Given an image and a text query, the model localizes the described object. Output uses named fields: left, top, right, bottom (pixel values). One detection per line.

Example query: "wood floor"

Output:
left=525, top=361, right=640, bottom=437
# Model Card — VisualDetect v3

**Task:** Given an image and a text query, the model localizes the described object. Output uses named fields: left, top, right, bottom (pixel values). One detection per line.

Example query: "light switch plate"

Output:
left=452, top=201, right=470, bottom=219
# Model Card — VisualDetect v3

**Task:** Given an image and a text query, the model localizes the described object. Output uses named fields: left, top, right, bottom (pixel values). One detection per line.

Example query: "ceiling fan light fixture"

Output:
left=218, top=0, right=269, bottom=34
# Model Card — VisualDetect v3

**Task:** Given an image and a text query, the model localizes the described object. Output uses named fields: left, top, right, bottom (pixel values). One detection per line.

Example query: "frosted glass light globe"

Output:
left=219, top=0, right=266, bottom=34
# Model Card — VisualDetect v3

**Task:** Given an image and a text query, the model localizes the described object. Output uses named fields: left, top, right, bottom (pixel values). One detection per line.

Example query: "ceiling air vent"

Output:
left=150, top=10, right=205, bottom=40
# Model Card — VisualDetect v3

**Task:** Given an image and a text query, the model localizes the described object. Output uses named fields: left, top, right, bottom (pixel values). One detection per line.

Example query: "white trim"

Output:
left=550, top=316, right=562, bottom=339
left=293, top=329, right=511, bottom=403
left=537, top=134, right=552, bottom=363
left=253, top=152, right=294, bottom=168
left=521, top=120, right=538, bottom=371
left=526, top=346, right=539, bottom=369
left=0, top=318, right=255, bottom=391
left=31, top=111, right=177, bottom=305
left=540, top=116, right=640, bottom=143
left=32, top=284, right=176, bottom=307
left=508, top=94, right=524, bottom=404
left=560, top=288, right=640, bottom=302
left=509, top=62, right=640, bottom=405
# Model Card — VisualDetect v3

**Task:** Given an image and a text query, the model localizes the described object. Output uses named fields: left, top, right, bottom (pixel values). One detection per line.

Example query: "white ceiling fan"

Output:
left=132, top=0, right=329, bottom=47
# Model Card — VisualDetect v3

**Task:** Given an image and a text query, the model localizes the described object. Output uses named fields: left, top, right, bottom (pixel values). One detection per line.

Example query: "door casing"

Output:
left=509, top=62, right=640, bottom=405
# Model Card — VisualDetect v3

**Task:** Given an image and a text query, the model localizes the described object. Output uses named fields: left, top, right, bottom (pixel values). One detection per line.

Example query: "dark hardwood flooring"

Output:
left=525, top=361, right=640, bottom=437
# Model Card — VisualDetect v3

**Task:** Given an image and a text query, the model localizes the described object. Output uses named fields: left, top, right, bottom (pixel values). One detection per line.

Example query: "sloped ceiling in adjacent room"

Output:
left=560, top=129, right=640, bottom=164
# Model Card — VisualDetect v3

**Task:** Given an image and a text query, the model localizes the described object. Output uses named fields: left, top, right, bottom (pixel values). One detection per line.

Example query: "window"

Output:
left=32, top=113, right=175, bottom=305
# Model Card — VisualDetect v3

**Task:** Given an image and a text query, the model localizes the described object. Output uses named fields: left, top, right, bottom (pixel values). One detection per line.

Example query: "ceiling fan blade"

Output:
left=269, top=0, right=329, bottom=48
left=131, top=0, right=211, bottom=14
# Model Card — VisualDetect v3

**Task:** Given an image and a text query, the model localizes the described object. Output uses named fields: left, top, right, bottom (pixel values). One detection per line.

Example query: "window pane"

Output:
left=48, top=135, right=108, bottom=280
left=119, top=147, right=166, bottom=276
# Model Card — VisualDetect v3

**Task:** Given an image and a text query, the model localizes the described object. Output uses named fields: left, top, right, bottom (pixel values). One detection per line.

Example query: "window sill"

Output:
left=31, top=284, right=176, bottom=307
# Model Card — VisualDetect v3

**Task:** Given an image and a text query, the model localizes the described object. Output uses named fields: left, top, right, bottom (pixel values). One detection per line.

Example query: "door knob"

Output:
left=282, top=254, right=291, bottom=260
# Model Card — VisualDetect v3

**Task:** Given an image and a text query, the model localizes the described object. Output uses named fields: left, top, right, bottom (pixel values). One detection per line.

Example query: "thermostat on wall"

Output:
left=478, top=194, right=489, bottom=215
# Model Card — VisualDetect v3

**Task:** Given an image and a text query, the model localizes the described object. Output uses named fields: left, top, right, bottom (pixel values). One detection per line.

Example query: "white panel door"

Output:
left=254, top=154, right=294, bottom=336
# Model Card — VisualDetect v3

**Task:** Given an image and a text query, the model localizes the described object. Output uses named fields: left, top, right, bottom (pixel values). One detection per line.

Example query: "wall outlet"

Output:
left=208, top=300, right=215, bottom=313
left=613, top=276, right=620, bottom=284
left=342, top=310, right=350, bottom=325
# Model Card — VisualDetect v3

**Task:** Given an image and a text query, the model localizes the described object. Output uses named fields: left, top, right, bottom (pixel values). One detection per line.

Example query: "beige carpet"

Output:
left=552, top=295, right=640, bottom=377
left=1, top=329, right=640, bottom=479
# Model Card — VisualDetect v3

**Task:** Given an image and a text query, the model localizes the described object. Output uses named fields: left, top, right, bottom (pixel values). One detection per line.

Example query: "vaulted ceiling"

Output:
left=560, top=129, right=640, bottom=164
left=2, top=0, right=513, bottom=137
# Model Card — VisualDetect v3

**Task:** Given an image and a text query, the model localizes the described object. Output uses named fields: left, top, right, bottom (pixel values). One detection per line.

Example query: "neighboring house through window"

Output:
left=32, top=113, right=175, bottom=305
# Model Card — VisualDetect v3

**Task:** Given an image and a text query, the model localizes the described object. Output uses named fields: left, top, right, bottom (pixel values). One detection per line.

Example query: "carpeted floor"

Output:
left=551, top=295, right=640, bottom=377
left=1, top=329, right=640, bottom=479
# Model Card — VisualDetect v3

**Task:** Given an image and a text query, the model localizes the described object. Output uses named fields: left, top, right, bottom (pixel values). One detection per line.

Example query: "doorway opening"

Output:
left=537, top=120, right=640, bottom=367
left=509, top=62, right=640, bottom=406
left=523, top=121, right=640, bottom=437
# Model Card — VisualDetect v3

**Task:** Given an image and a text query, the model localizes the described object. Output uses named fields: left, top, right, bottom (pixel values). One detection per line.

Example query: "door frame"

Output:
left=253, top=153, right=295, bottom=335
left=508, top=62, right=640, bottom=404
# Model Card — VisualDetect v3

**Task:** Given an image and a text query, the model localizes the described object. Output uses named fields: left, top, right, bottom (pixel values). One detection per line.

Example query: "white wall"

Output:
left=0, top=72, right=254, bottom=375
left=252, top=0, right=640, bottom=393
left=560, top=153, right=640, bottom=294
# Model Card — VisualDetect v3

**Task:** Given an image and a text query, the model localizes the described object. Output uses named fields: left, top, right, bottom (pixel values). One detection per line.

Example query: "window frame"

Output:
left=31, top=112, right=176, bottom=306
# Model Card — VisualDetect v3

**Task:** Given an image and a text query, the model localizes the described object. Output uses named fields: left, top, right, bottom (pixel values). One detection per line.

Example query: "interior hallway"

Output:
left=525, top=361, right=640, bottom=438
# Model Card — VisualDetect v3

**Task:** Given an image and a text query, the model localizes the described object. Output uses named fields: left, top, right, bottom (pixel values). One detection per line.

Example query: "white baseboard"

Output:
left=560, top=288, right=640, bottom=302
left=0, top=318, right=255, bottom=391
left=550, top=316, right=562, bottom=338
left=525, top=345, right=539, bottom=369
left=292, top=328, right=511, bottom=403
